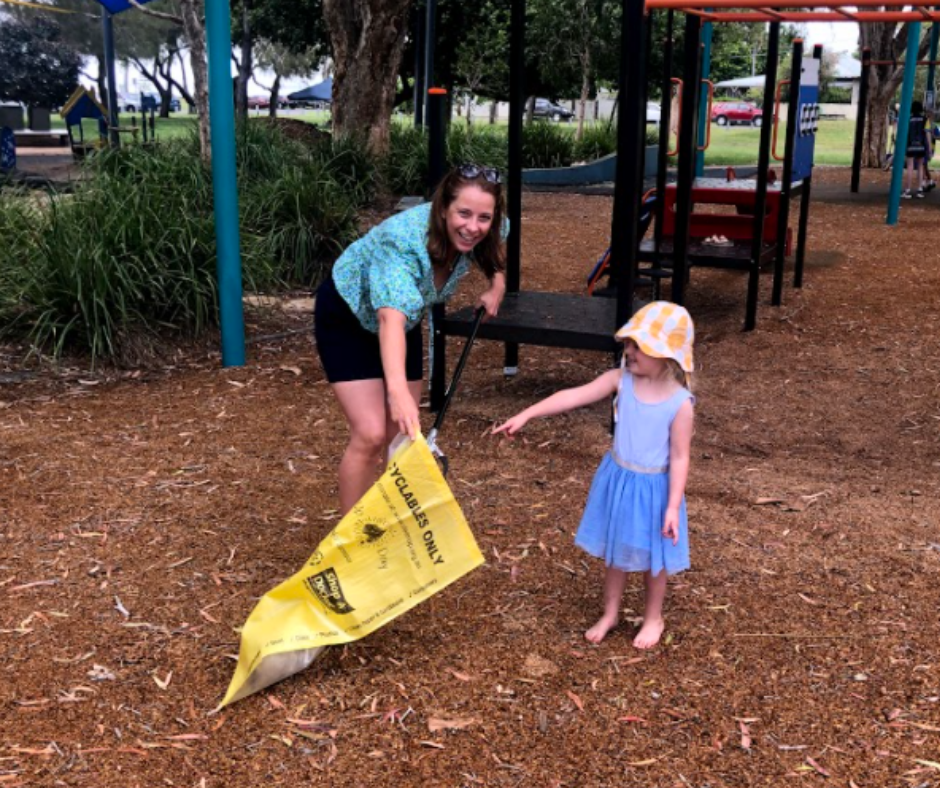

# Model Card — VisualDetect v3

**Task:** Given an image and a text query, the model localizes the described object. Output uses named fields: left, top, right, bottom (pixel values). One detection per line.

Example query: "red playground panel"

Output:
left=661, top=177, right=792, bottom=255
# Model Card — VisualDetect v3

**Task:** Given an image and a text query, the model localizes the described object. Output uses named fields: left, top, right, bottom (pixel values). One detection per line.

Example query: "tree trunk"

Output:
left=859, top=22, right=931, bottom=168
left=269, top=74, right=281, bottom=118
left=322, top=0, right=413, bottom=155
left=489, top=101, right=497, bottom=124
left=235, top=0, right=252, bottom=121
left=576, top=44, right=591, bottom=142
left=179, top=0, right=210, bottom=160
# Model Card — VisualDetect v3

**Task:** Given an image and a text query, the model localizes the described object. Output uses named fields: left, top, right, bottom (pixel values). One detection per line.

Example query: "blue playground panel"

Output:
left=793, top=57, right=820, bottom=183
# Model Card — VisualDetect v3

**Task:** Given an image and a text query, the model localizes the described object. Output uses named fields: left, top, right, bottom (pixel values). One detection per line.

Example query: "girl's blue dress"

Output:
left=575, top=372, right=693, bottom=575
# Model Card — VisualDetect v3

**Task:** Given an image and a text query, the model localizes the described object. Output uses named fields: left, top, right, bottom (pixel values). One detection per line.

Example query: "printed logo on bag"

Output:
left=359, top=523, right=386, bottom=544
left=305, top=568, right=355, bottom=615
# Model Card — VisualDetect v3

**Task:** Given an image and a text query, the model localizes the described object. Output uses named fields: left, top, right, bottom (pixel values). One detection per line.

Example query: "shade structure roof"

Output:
left=644, top=0, right=940, bottom=22
left=95, top=0, right=157, bottom=13
left=287, top=79, right=333, bottom=103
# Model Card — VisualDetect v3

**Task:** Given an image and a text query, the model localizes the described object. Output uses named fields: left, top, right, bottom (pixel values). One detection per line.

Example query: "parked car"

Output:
left=247, top=95, right=270, bottom=110
left=118, top=93, right=180, bottom=113
left=646, top=101, right=662, bottom=124
left=532, top=98, right=574, bottom=122
left=711, top=101, right=762, bottom=127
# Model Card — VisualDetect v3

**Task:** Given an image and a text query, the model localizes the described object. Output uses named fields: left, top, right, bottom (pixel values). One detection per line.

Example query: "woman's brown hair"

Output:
left=426, top=167, right=506, bottom=279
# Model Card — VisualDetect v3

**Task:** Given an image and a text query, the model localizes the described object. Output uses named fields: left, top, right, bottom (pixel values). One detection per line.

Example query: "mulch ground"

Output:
left=1, top=166, right=939, bottom=788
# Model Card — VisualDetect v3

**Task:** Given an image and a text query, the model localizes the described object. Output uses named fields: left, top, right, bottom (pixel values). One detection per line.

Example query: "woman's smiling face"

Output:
left=442, top=184, right=496, bottom=255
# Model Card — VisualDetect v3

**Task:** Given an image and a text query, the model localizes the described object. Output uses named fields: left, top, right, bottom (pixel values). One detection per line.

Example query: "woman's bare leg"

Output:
left=332, top=379, right=389, bottom=514
left=585, top=566, right=629, bottom=644
left=633, top=570, right=668, bottom=649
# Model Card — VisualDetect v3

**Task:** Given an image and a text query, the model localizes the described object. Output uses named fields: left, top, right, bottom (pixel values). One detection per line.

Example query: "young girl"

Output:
left=493, top=302, right=695, bottom=649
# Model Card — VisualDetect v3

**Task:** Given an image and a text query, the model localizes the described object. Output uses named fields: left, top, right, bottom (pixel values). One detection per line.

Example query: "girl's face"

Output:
left=624, top=339, right=667, bottom=378
left=442, top=184, right=496, bottom=255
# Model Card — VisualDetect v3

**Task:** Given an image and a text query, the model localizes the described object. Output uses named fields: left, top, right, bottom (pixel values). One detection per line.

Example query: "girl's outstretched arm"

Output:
left=493, top=368, right=621, bottom=436
left=663, top=399, right=694, bottom=544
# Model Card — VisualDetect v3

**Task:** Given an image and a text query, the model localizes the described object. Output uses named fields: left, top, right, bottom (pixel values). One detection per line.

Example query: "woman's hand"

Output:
left=478, top=272, right=506, bottom=318
left=662, top=507, right=680, bottom=546
left=387, top=383, right=420, bottom=440
left=492, top=412, right=529, bottom=437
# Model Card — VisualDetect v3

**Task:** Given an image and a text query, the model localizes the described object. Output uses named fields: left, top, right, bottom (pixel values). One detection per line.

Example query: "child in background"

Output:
left=904, top=100, right=928, bottom=199
left=494, top=302, right=695, bottom=649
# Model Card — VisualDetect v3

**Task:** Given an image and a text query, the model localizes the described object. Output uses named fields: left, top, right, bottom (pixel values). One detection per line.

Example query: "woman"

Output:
left=314, top=164, right=507, bottom=513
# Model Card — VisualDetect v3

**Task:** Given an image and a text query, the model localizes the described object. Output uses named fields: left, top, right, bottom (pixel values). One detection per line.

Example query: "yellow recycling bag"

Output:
left=219, top=436, right=484, bottom=707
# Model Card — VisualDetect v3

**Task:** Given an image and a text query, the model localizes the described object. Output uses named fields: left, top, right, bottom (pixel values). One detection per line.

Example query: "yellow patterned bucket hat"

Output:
left=615, top=301, right=694, bottom=373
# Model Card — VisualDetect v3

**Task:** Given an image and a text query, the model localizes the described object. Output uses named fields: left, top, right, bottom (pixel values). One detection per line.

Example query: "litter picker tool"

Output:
left=425, top=305, right=485, bottom=477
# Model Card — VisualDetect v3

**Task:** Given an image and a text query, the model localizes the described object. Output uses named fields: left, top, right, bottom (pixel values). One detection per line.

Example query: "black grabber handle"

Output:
left=430, top=306, right=485, bottom=435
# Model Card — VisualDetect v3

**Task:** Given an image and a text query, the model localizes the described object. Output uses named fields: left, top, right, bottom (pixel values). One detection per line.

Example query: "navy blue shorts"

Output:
left=314, top=276, right=423, bottom=384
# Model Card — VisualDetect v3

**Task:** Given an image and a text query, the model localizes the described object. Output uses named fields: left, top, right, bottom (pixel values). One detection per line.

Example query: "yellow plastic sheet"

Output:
left=220, top=436, right=484, bottom=707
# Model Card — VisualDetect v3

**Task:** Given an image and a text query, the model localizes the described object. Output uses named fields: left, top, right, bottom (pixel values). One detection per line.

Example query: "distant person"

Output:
left=903, top=100, right=927, bottom=198
left=494, top=303, right=695, bottom=649
left=922, top=111, right=937, bottom=192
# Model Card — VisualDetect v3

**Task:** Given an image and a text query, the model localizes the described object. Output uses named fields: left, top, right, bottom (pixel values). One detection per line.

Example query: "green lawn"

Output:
left=702, top=119, right=855, bottom=166
left=50, top=112, right=855, bottom=166
left=50, top=110, right=333, bottom=144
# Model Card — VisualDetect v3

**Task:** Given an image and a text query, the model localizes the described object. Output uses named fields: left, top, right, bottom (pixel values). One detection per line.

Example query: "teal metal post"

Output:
left=927, top=20, right=939, bottom=110
left=205, top=0, right=246, bottom=365
left=696, top=19, right=713, bottom=176
left=887, top=22, right=921, bottom=226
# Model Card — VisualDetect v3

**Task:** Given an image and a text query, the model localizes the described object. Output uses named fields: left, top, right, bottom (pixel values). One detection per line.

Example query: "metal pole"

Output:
left=427, top=88, right=447, bottom=194
left=887, top=22, right=922, bottom=226
left=851, top=48, right=871, bottom=193
left=423, top=0, right=437, bottom=129
left=794, top=44, right=822, bottom=289
left=413, top=5, right=425, bottom=128
left=671, top=12, right=703, bottom=307
left=696, top=18, right=713, bottom=177
left=772, top=37, right=803, bottom=306
left=745, top=20, right=779, bottom=331
left=504, top=0, right=525, bottom=375
left=101, top=8, right=120, bottom=149
left=205, top=0, right=246, bottom=366
left=610, top=0, right=647, bottom=328
left=927, top=19, right=939, bottom=110
left=654, top=10, right=674, bottom=276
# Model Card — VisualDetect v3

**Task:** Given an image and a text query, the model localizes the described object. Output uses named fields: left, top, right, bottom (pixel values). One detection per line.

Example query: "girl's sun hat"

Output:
left=614, top=301, right=694, bottom=373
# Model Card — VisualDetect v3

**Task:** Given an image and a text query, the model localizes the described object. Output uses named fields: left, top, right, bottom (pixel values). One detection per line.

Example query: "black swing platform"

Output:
left=440, top=291, right=621, bottom=352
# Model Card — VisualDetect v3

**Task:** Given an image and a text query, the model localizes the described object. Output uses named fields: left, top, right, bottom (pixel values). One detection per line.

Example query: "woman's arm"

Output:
left=478, top=271, right=507, bottom=318
left=663, top=398, right=694, bottom=545
left=378, top=307, right=420, bottom=439
left=493, top=368, right=621, bottom=435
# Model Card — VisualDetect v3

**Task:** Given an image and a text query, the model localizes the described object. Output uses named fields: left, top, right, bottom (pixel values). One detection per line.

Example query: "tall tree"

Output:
left=253, top=39, right=321, bottom=117
left=860, top=22, right=931, bottom=167
left=322, top=0, right=413, bottom=154
left=0, top=16, right=82, bottom=108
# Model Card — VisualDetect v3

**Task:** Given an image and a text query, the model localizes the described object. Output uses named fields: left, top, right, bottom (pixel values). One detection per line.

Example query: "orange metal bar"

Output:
left=833, top=7, right=858, bottom=20
left=697, top=80, right=714, bottom=152
left=757, top=6, right=785, bottom=19
left=870, top=60, right=940, bottom=67
left=771, top=79, right=789, bottom=162
left=668, top=78, right=682, bottom=157
left=701, top=10, right=940, bottom=21
left=646, top=0, right=937, bottom=8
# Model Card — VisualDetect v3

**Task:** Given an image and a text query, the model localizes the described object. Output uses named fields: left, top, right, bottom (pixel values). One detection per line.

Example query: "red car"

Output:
left=247, top=95, right=270, bottom=110
left=711, top=101, right=763, bottom=127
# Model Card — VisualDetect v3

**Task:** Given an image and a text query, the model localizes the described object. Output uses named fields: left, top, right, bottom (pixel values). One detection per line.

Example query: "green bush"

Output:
left=522, top=122, right=574, bottom=168
left=383, top=124, right=429, bottom=196
left=572, top=124, right=618, bottom=163
left=0, top=123, right=362, bottom=363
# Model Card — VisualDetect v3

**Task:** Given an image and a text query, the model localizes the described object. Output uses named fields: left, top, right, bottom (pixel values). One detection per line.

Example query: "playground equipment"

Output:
left=423, top=0, right=939, bottom=398
left=852, top=23, right=940, bottom=195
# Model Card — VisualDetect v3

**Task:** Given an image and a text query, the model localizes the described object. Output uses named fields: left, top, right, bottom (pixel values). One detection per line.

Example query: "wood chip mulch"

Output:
left=1, top=166, right=938, bottom=787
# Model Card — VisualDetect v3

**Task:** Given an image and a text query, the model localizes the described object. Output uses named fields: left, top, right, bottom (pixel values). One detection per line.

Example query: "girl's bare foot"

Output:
left=585, top=613, right=619, bottom=644
left=632, top=617, right=664, bottom=649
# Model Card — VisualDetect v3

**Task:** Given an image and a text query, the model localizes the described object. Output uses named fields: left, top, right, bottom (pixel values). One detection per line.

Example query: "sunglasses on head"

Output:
left=457, top=163, right=502, bottom=185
